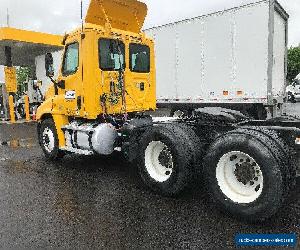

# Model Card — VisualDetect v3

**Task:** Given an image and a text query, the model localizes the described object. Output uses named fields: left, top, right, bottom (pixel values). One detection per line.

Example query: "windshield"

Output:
left=62, top=42, right=79, bottom=76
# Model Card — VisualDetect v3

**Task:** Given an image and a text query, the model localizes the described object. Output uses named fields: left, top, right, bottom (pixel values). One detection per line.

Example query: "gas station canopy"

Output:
left=0, top=27, right=63, bottom=67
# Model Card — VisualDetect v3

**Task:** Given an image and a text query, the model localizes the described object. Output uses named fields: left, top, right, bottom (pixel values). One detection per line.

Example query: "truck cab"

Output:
left=54, top=24, right=156, bottom=118
left=37, top=0, right=156, bottom=150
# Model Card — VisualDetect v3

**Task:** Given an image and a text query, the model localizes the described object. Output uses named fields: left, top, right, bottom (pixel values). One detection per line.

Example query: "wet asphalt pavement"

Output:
left=0, top=104, right=300, bottom=249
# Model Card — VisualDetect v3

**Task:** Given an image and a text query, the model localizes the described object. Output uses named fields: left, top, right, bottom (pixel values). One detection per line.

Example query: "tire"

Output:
left=136, top=123, right=204, bottom=196
left=38, top=118, right=65, bottom=160
left=203, top=128, right=290, bottom=221
left=287, top=92, right=296, bottom=103
left=246, top=127, right=297, bottom=193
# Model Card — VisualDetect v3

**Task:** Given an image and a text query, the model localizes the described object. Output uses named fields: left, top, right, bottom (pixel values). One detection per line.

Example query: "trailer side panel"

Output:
left=146, top=1, right=281, bottom=105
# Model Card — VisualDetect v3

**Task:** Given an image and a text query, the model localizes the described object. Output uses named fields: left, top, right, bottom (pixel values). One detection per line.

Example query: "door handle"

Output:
left=136, top=82, right=145, bottom=91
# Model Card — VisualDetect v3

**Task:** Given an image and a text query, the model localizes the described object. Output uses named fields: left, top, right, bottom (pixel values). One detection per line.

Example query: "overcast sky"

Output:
left=0, top=0, right=299, bottom=46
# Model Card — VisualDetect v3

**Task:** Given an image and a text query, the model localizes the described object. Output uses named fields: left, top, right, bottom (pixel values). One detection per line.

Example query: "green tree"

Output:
left=16, top=67, right=31, bottom=94
left=287, top=46, right=300, bottom=83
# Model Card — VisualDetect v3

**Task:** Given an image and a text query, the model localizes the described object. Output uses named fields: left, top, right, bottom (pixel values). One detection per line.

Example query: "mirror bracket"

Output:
left=57, top=80, right=65, bottom=89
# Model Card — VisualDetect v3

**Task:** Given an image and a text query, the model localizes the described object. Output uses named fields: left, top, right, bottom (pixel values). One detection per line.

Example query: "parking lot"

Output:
left=0, top=104, right=299, bottom=249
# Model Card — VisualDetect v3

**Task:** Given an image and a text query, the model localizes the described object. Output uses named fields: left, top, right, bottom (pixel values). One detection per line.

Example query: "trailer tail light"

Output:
left=237, top=91, right=243, bottom=96
left=295, top=138, right=300, bottom=145
left=223, top=91, right=229, bottom=96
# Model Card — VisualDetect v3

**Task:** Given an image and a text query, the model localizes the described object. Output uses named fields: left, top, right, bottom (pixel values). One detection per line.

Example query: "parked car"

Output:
left=286, top=79, right=300, bottom=102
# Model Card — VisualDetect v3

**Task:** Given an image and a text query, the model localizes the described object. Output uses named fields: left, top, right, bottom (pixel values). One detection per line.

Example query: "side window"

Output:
left=62, top=42, right=79, bottom=76
left=129, top=43, right=150, bottom=73
left=99, top=39, right=125, bottom=71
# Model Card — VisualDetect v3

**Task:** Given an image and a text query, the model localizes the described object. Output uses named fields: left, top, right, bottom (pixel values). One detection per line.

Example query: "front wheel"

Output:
left=38, top=118, right=65, bottom=160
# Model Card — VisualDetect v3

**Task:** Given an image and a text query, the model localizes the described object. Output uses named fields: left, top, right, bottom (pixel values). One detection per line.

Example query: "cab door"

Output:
left=98, top=38, right=125, bottom=114
left=59, top=41, right=81, bottom=116
left=126, top=43, right=152, bottom=112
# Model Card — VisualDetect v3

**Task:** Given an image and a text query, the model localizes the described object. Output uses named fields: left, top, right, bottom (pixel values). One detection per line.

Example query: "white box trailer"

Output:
left=145, top=0, right=288, bottom=119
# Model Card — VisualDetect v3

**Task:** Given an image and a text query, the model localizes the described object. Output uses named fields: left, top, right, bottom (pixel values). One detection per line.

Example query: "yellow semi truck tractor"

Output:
left=37, top=0, right=300, bottom=221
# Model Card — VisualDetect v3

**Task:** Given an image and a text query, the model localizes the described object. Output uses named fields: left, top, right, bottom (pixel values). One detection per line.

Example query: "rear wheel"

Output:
left=137, top=124, right=204, bottom=196
left=38, top=118, right=65, bottom=160
left=203, top=128, right=291, bottom=221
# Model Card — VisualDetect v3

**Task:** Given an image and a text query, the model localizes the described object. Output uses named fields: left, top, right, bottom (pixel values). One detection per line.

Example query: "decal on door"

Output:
left=65, top=90, right=76, bottom=100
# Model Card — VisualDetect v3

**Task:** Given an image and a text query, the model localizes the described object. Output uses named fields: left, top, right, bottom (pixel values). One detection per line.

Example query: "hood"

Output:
left=85, top=0, right=147, bottom=33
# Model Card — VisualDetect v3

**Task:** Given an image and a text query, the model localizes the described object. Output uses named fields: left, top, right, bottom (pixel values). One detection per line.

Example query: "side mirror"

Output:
left=45, top=53, right=54, bottom=77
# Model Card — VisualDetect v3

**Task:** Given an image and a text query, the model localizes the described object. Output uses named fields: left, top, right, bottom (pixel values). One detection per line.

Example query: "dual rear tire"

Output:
left=136, top=123, right=204, bottom=196
left=203, top=128, right=295, bottom=221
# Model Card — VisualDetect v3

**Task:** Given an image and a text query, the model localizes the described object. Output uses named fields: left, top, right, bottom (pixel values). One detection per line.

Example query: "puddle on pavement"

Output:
left=1, top=138, right=36, bottom=148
